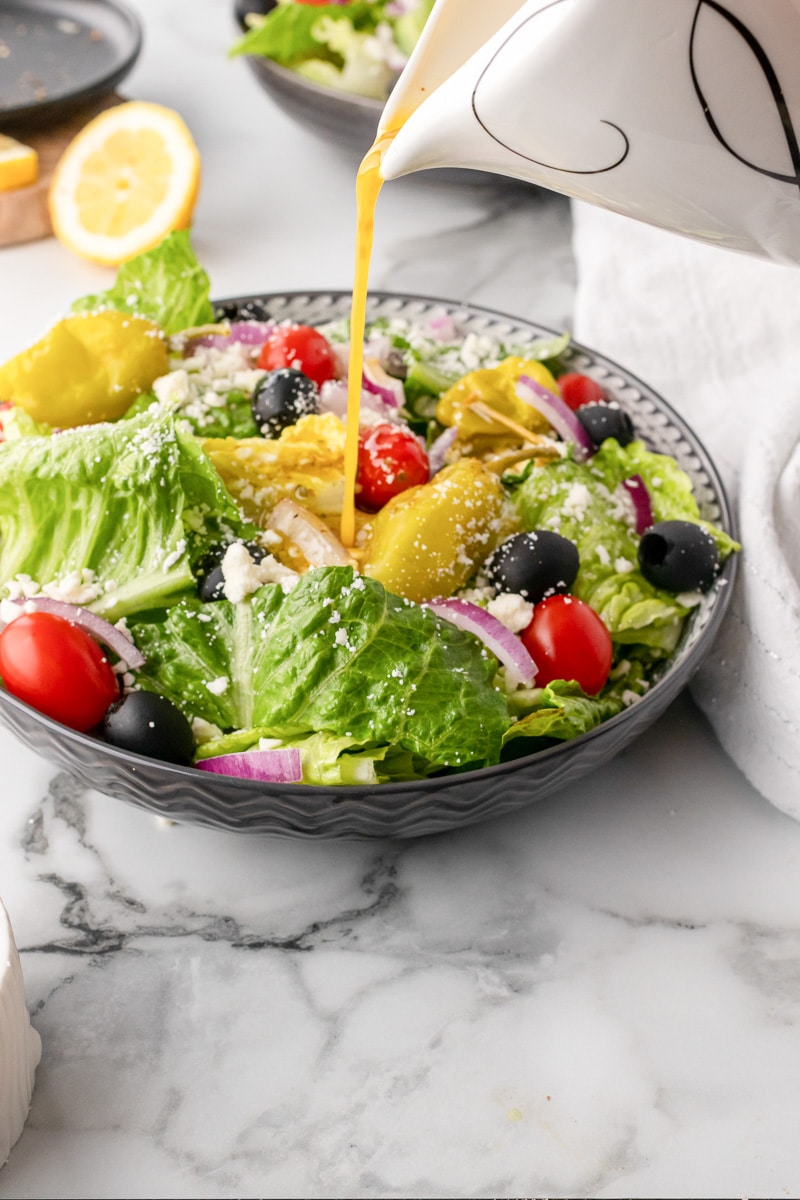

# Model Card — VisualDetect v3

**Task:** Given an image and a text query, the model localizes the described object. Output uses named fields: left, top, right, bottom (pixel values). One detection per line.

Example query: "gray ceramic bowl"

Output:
left=0, top=291, right=738, bottom=840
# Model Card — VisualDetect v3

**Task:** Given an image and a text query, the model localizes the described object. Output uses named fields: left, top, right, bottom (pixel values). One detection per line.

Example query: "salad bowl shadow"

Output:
left=0, top=291, right=738, bottom=840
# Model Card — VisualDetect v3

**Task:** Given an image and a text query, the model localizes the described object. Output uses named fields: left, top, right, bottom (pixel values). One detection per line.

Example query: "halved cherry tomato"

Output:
left=521, top=594, right=613, bottom=695
left=0, top=611, right=119, bottom=732
left=356, top=423, right=430, bottom=512
left=557, top=372, right=607, bottom=411
left=257, top=324, right=339, bottom=388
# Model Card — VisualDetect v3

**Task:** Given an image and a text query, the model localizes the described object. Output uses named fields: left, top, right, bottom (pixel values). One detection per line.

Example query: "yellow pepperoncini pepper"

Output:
left=0, top=310, right=169, bottom=427
left=435, top=357, right=561, bottom=438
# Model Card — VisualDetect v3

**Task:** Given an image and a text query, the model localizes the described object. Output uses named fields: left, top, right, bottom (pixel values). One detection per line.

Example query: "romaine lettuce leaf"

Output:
left=195, top=725, right=435, bottom=785
left=131, top=566, right=510, bottom=773
left=502, top=680, right=626, bottom=750
left=0, top=411, right=251, bottom=621
left=273, top=732, right=434, bottom=785
left=70, top=231, right=215, bottom=336
left=229, top=2, right=381, bottom=68
left=0, top=406, right=53, bottom=442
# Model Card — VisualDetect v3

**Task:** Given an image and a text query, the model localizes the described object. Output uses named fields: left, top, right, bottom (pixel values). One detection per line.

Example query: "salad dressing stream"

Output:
left=340, top=127, right=396, bottom=549
left=338, top=0, right=523, bottom=546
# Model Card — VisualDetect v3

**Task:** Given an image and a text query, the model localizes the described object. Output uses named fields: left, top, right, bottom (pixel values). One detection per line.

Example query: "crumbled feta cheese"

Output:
left=0, top=598, right=22, bottom=625
left=192, top=717, right=224, bottom=744
left=41, top=568, right=103, bottom=605
left=561, top=482, right=592, bottom=522
left=205, top=677, right=229, bottom=696
left=221, top=542, right=299, bottom=603
left=487, top=591, right=534, bottom=633
left=161, top=539, right=187, bottom=571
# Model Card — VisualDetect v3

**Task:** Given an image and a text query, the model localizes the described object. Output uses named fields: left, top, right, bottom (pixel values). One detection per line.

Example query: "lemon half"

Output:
left=49, top=101, right=201, bottom=266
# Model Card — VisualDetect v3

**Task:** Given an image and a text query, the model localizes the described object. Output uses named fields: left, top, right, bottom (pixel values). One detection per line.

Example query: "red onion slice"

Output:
left=426, top=598, right=537, bottom=687
left=6, top=597, right=145, bottom=669
left=197, top=747, right=303, bottom=782
left=267, top=498, right=353, bottom=567
left=622, top=474, right=654, bottom=534
left=426, top=313, right=460, bottom=342
left=182, top=321, right=275, bottom=352
left=427, top=425, right=458, bottom=476
left=362, top=359, right=403, bottom=409
left=517, top=374, right=594, bottom=462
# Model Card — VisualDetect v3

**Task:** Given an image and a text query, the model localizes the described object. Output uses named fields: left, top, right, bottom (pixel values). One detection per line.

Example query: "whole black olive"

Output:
left=384, top=349, right=408, bottom=380
left=486, top=530, right=579, bottom=603
left=637, top=520, right=720, bottom=592
left=251, top=368, right=320, bottom=437
left=576, top=401, right=635, bottom=447
left=214, top=299, right=271, bottom=323
left=198, top=541, right=266, bottom=602
left=103, top=691, right=196, bottom=765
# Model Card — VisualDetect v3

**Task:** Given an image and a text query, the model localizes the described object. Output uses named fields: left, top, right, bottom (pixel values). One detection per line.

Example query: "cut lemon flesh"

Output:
left=0, top=134, right=38, bottom=191
left=49, top=101, right=201, bottom=266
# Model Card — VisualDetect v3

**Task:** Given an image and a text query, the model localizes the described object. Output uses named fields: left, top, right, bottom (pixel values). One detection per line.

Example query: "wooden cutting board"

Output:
left=0, top=92, right=124, bottom=248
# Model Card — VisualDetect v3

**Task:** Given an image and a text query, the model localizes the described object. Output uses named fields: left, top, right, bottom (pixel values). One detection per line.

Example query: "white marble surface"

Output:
left=1, top=2, right=799, bottom=1197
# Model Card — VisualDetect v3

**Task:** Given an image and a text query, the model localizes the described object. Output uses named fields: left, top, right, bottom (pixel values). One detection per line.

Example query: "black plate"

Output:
left=0, top=0, right=142, bottom=128
left=0, top=291, right=739, bottom=840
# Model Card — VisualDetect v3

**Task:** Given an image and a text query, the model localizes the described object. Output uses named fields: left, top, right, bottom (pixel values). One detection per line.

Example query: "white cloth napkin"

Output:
left=570, top=200, right=800, bottom=818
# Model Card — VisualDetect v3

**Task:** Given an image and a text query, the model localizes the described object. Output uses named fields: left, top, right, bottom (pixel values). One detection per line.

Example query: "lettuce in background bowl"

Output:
left=230, top=0, right=432, bottom=155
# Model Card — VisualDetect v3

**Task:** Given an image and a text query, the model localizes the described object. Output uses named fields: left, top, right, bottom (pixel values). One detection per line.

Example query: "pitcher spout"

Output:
left=379, top=0, right=800, bottom=264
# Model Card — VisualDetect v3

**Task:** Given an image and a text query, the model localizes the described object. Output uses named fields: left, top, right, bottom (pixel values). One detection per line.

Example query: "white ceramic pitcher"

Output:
left=378, top=0, right=800, bottom=264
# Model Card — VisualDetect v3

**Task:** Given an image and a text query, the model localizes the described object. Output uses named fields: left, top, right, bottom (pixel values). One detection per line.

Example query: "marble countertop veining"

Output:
left=1, top=2, right=800, bottom=1198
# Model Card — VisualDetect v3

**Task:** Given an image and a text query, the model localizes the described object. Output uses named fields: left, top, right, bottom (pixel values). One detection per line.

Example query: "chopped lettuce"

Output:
left=0, top=411, right=251, bottom=621
left=123, top=388, right=259, bottom=440
left=0, top=406, right=53, bottom=441
left=502, top=680, right=626, bottom=751
left=230, top=2, right=379, bottom=67
left=230, top=0, right=430, bottom=100
left=510, top=439, right=735, bottom=656
left=501, top=657, right=653, bottom=753
left=70, top=231, right=215, bottom=336
left=130, top=566, right=510, bottom=775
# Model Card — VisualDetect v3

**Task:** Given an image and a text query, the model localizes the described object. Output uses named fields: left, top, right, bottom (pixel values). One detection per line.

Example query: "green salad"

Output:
left=0, top=233, right=739, bottom=786
left=230, top=0, right=435, bottom=101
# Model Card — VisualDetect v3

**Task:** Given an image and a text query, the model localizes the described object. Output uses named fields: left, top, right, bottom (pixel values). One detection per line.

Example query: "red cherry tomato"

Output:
left=521, top=594, right=613, bottom=695
left=0, top=612, right=119, bottom=732
left=257, top=324, right=339, bottom=388
left=557, top=373, right=607, bottom=411
left=356, top=423, right=430, bottom=512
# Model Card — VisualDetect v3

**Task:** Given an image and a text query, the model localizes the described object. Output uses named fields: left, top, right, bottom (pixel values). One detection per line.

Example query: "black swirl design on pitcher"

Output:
left=690, top=0, right=800, bottom=191
left=470, top=0, right=630, bottom=175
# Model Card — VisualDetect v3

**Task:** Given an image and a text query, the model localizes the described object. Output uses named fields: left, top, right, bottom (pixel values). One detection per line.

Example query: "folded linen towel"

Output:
left=570, top=200, right=800, bottom=819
